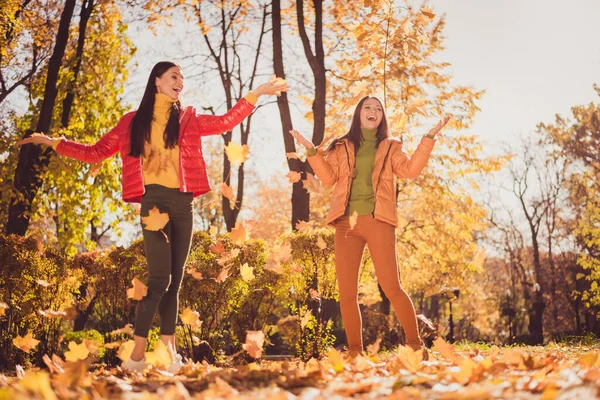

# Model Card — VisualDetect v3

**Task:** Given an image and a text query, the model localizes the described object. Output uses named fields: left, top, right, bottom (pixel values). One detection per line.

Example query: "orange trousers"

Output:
left=335, top=215, right=421, bottom=351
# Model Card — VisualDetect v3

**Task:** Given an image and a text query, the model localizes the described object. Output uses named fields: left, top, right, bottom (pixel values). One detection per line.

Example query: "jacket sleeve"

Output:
left=391, top=136, right=436, bottom=179
left=196, top=97, right=256, bottom=136
left=307, top=145, right=340, bottom=187
left=55, top=115, right=127, bottom=164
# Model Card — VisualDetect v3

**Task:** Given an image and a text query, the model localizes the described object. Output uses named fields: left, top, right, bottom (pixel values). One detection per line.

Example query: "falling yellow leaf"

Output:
left=210, top=241, right=225, bottom=254
left=42, top=354, right=64, bottom=374
left=117, top=340, right=135, bottom=362
left=349, top=211, right=358, bottom=230
left=433, top=337, right=460, bottom=364
left=264, top=242, right=292, bottom=274
left=0, top=302, right=7, bottom=316
left=180, top=307, right=202, bottom=329
left=225, top=142, right=250, bottom=166
left=300, top=309, right=312, bottom=331
left=110, top=324, right=134, bottom=336
left=209, top=226, right=218, bottom=236
left=242, top=330, right=265, bottom=359
left=316, top=236, right=327, bottom=250
left=19, top=371, right=58, bottom=400
left=302, top=173, right=320, bottom=193
left=216, top=265, right=230, bottom=283
left=126, top=277, right=148, bottom=301
left=217, top=249, right=240, bottom=266
left=395, top=345, right=423, bottom=373
left=146, top=341, right=172, bottom=369
left=221, top=182, right=236, bottom=210
left=269, top=74, right=287, bottom=96
left=104, top=341, right=122, bottom=349
left=141, top=206, right=170, bottom=232
left=421, top=6, right=435, bottom=18
left=295, top=220, right=310, bottom=232
left=230, top=222, right=248, bottom=247
left=290, top=261, right=303, bottom=273
left=240, top=263, right=255, bottom=282
left=366, top=338, right=382, bottom=356
left=36, top=279, right=51, bottom=287
left=286, top=171, right=301, bottom=183
left=83, top=339, right=101, bottom=356
left=13, top=332, right=40, bottom=353
left=39, top=309, right=67, bottom=318
left=64, top=341, right=90, bottom=362
left=187, top=267, right=203, bottom=280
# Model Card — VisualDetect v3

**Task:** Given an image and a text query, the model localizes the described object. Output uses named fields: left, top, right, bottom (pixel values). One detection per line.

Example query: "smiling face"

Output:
left=360, top=98, right=384, bottom=129
left=155, top=66, right=184, bottom=100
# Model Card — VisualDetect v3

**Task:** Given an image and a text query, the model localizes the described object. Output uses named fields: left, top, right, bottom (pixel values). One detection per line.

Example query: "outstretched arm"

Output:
left=289, top=129, right=340, bottom=186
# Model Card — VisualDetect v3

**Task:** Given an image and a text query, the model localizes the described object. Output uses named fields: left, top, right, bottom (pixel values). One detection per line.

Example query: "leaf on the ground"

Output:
left=64, top=341, right=89, bottom=362
left=433, top=337, right=461, bottom=364
left=300, top=309, right=312, bottom=331
left=36, top=279, right=51, bottom=287
left=242, top=330, right=265, bottom=359
left=349, top=211, right=358, bottom=230
left=42, top=354, right=64, bottom=374
left=302, top=173, right=320, bottom=193
left=141, top=206, right=169, bottom=231
left=579, top=352, right=600, bottom=368
left=13, top=332, right=40, bottom=353
left=286, top=171, right=301, bottom=183
left=221, top=182, right=236, bottom=210
left=210, top=241, right=225, bottom=254
left=231, top=222, right=248, bottom=247
left=146, top=341, right=172, bottom=369
left=395, top=345, right=423, bottom=373
left=180, top=307, right=202, bottom=329
left=117, top=340, right=135, bottom=362
left=216, top=265, right=230, bottom=283
left=126, top=277, right=147, bottom=300
left=326, top=347, right=345, bottom=373
left=225, top=142, right=250, bottom=166
left=240, top=263, right=255, bottom=282
left=19, top=371, right=58, bottom=400
left=367, top=338, right=382, bottom=356
left=39, top=309, right=67, bottom=318
left=0, top=302, right=8, bottom=316
left=187, top=267, right=203, bottom=280
left=110, top=324, right=133, bottom=336
left=502, top=348, right=524, bottom=366
left=316, top=236, right=327, bottom=249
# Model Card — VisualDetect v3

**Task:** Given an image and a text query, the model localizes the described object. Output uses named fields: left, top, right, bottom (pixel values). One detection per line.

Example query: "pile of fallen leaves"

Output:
left=1, top=338, right=598, bottom=399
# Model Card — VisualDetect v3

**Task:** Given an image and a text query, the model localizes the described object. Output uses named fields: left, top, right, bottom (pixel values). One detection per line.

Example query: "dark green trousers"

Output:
left=134, top=184, right=193, bottom=338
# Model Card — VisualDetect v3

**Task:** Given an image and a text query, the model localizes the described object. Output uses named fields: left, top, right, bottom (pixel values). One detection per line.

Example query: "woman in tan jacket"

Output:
left=289, top=96, right=449, bottom=357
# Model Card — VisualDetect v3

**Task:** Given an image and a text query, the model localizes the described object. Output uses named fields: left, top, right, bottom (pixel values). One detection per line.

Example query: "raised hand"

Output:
left=253, top=75, right=290, bottom=97
left=17, top=132, right=53, bottom=147
left=427, top=115, right=451, bottom=138
left=288, top=129, right=315, bottom=150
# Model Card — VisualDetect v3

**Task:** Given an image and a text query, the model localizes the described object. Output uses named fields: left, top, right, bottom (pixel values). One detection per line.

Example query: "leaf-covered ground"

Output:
left=2, top=340, right=599, bottom=399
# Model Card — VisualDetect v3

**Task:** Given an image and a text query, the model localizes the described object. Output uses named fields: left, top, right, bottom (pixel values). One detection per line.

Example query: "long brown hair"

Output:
left=327, top=96, right=389, bottom=152
left=129, top=61, right=181, bottom=157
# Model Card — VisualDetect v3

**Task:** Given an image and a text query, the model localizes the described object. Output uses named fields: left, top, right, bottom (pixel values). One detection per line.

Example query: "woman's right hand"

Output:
left=17, top=132, right=53, bottom=147
left=288, top=129, right=315, bottom=150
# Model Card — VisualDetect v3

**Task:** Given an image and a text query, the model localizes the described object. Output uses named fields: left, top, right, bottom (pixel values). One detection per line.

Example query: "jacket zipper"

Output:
left=372, top=141, right=392, bottom=217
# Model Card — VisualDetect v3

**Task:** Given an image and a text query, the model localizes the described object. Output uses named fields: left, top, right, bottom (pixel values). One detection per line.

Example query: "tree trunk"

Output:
left=6, top=0, right=77, bottom=236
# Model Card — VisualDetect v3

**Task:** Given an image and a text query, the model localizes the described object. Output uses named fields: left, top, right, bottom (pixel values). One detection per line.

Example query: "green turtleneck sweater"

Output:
left=347, top=128, right=378, bottom=216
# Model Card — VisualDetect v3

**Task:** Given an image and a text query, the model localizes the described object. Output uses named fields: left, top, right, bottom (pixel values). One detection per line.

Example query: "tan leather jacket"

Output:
left=307, top=136, right=436, bottom=227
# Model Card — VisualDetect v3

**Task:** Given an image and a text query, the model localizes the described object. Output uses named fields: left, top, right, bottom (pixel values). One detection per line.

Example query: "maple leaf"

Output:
left=264, top=242, right=292, bottom=274
left=36, top=279, right=51, bottom=287
left=290, top=261, right=303, bottom=273
left=104, top=342, right=122, bottom=349
left=366, top=338, right=382, bottom=356
left=286, top=171, right=302, bottom=183
left=0, top=302, right=7, bottom=316
left=302, top=173, right=320, bottom=193
left=64, top=341, right=89, bottom=362
left=433, top=337, right=461, bottom=364
left=42, top=354, right=64, bottom=374
left=19, top=371, right=57, bottom=400
left=405, top=100, right=427, bottom=117
left=141, top=206, right=170, bottom=232
left=216, top=265, right=230, bottom=283
left=110, top=323, right=133, bottom=336
left=269, top=74, right=287, bottom=96
left=240, top=263, right=255, bottom=282
left=326, top=348, right=345, bottom=373
left=421, top=6, right=435, bottom=18
left=242, top=330, right=265, bottom=359
left=230, top=222, right=248, bottom=247
left=349, top=211, right=359, bottom=230
left=316, top=236, right=327, bottom=250
left=126, top=277, right=148, bottom=300
left=187, top=267, right=203, bottom=280
left=395, top=345, right=423, bottom=373
left=117, top=340, right=135, bottom=362
left=146, top=341, right=172, bottom=369
left=83, top=339, right=102, bottom=356
left=209, top=241, right=225, bottom=254
left=225, top=142, right=250, bottom=166
left=295, top=220, right=310, bottom=232
left=221, top=182, right=236, bottom=210
left=180, top=307, right=202, bottom=329
left=300, top=309, right=312, bottom=331
left=13, top=332, right=40, bottom=353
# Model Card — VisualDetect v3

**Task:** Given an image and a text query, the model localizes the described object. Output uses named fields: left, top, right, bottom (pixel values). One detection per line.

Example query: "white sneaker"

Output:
left=122, top=357, right=148, bottom=373
left=167, top=350, right=185, bottom=374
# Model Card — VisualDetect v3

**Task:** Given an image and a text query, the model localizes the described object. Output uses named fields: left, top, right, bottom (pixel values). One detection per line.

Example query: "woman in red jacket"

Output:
left=18, top=61, right=288, bottom=373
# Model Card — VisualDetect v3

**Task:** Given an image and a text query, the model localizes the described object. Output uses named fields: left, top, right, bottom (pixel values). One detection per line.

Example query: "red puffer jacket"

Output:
left=56, top=99, right=255, bottom=203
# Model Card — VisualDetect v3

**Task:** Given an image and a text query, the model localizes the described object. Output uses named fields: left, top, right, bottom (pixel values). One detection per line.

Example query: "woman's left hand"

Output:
left=427, top=115, right=451, bottom=137
left=253, top=75, right=290, bottom=97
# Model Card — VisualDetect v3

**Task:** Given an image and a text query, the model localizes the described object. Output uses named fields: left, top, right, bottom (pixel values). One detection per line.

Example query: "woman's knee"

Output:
left=146, top=276, right=172, bottom=298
